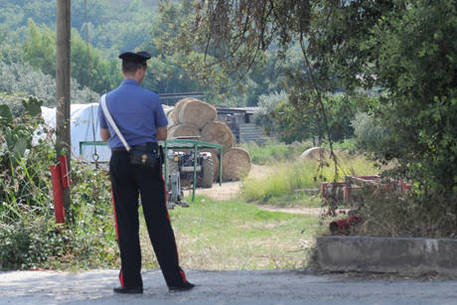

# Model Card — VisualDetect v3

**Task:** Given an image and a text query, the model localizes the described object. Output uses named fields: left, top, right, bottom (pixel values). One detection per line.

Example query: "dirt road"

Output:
left=184, top=164, right=271, bottom=201
left=1, top=269, right=456, bottom=305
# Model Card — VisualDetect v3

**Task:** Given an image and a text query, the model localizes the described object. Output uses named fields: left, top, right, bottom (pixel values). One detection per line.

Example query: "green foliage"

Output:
left=254, top=91, right=288, bottom=137
left=0, top=104, right=13, bottom=125
left=0, top=0, right=158, bottom=52
left=0, top=62, right=100, bottom=108
left=242, top=154, right=377, bottom=206
left=351, top=112, right=390, bottom=158
left=23, top=19, right=55, bottom=76
left=242, top=140, right=313, bottom=165
left=0, top=102, right=117, bottom=269
left=70, top=29, right=122, bottom=93
left=23, top=19, right=121, bottom=94
left=358, top=191, right=457, bottom=238
left=363, top=1, right=457, bottom=199
left=0, top=100, right=55, bottom=230
left=262, top=92, right=373, bottom=144
left=0, top=213, right=66, bottom=269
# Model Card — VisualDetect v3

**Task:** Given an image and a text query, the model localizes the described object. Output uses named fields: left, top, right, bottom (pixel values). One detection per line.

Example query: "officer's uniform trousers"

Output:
left=109, top=149, right=187, bottom=289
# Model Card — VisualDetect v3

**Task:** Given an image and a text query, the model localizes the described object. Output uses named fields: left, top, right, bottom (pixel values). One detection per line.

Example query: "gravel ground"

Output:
left=1, top=269, right=456, bottom=305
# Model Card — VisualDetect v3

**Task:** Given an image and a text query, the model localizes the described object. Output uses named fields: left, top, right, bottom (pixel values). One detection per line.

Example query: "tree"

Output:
left=185, top=0, right=457, bottom=192
left=0, top=61, right=100, bottom=112
left=23, top=19, right=56, bottom=76
left=23, top=20, right=121, bottom=94
left=364, top=1, right=457, bottom=197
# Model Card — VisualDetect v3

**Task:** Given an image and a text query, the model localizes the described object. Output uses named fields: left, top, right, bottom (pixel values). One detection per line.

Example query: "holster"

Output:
left=129, top=142, right=160, bottom=169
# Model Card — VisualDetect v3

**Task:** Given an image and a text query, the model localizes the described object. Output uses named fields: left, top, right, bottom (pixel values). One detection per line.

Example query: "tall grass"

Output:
left=242, top=140, right=313, bottom=165
left=242, top=154, right=378, bottom=206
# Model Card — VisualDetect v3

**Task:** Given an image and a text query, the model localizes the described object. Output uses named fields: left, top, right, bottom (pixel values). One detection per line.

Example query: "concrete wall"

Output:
left=316, top=236, right=457, bottom=275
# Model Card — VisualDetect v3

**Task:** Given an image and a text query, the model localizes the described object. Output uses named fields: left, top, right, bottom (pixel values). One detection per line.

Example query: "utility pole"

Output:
left=56, top=0, right=71, bottom=210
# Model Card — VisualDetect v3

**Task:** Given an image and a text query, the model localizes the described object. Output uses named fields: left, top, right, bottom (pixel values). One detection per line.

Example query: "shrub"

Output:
left=358, top=191, right=457, bottom=238
left=351, top=112, right=390, bottom=158
left=0, top=101, right=117, bottom=270
left=254, top=91, right=288, bottom=137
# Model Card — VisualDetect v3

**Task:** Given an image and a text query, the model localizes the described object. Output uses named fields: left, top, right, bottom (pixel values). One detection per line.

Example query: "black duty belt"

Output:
left=111, top=142, right=158, bottom=152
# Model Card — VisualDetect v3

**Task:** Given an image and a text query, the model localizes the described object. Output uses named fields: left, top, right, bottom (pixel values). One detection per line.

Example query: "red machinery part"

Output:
left=50, top=164, right=65, bottom=224
left=58, top=154, right=70, bottom=188
left=329, top=215, right=363, bottom=234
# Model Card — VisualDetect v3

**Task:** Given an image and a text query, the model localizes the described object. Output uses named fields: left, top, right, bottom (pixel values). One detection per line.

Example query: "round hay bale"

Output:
left=166, top=108, right=176, bottom=125
left=222, top=147, right=251, bottom=181
left=168, top=124, right=200, bottom=138
left=172, top=98, right=196, bottom=124
left=206, top=149, right=221, bottom=182
left=298, top=147, right=331, bottom=161
left=178, top=99, right=217, bottom=129
left=200, top=121, right=235, bottom=150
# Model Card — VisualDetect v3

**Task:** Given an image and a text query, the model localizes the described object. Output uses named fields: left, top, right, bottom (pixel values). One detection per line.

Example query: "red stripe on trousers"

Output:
left=179, top=270, right=187, bottom=283
left=120, top=271, right=124, bottom=287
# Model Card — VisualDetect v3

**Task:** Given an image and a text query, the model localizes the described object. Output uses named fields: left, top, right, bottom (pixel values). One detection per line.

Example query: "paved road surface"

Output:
left=0, top=270, right=456, bottom=305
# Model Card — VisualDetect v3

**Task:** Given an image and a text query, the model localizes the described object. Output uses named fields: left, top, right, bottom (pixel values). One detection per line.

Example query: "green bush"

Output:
left=0, top=101, right=117, bottom=270
left=0, top=209, right=65, bottom=269
left=254, top=91, right=288, bottom=137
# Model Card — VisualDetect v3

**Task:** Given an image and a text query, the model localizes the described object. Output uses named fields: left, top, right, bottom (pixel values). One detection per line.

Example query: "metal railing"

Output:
left=79, top=139, right=223, bottom=202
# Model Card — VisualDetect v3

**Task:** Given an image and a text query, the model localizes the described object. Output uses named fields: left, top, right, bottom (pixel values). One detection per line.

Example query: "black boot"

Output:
left=113, top=286, right=143, bottom=294
left=168, top=281, right=195, bottom=292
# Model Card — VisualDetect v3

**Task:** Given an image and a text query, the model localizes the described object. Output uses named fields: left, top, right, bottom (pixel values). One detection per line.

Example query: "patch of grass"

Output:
left=242, top=140, right=313, bottom=165
left=139, top=195, right=320, bottom=270
left=241, top=154, right=378, bottom=207
left=323, top=138, right=357, bottom=152
left=257, top=192, right=322, bottom=208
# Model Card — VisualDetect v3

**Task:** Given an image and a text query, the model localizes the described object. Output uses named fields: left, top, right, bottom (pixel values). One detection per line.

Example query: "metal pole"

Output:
left=56, top=0, right=71, bottom=210
left=164, top=140, right=168, bottom=193
left=192, top=143, right=197, bottom=202
left=219, top=147, right=223, bottom=186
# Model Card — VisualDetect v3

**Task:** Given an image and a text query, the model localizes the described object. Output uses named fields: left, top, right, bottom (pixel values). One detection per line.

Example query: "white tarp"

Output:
left=41, top=103, right=111, bottom=163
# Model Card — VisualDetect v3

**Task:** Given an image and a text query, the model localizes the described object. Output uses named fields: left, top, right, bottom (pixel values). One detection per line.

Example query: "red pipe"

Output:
left=58, top=155, right=70, bottom=188
left=50, top=164, right=65, bottom=224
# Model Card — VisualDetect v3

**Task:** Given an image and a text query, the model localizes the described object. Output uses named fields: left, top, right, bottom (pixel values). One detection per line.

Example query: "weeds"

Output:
left=357, top=191, right=457, bottom=238
left=242, top=153, right=377, bottom=207
left=242, top=140, right=313, bottom=165
left=0, top=101, right=117, bottom=270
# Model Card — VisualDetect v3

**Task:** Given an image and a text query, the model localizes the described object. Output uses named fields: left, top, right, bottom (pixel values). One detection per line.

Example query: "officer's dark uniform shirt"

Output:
left=98, top=79, right=168, bottom=148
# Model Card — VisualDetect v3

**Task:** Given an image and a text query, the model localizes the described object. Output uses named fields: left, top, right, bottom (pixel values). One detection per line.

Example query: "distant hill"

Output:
left=0, top=0, right=158, bottom=53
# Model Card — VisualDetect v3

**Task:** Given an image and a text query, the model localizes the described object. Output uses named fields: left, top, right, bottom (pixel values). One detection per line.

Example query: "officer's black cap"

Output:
left=118, top=51, right=151, bottom=62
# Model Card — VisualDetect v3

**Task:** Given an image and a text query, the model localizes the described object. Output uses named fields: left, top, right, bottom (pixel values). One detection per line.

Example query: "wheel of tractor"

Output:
left=197, top=156, right=214, bottom=188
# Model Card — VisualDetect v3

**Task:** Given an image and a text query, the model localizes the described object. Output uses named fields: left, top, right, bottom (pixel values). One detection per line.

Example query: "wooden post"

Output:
left=56, top=0, right=71, bottom=210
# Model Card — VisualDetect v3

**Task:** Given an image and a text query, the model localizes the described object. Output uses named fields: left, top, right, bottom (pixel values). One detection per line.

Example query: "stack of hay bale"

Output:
left=165, top=98, right=251, bottom=181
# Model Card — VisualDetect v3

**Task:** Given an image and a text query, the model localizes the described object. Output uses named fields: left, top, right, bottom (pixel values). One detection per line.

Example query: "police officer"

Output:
left=99, top=51, right=194, bottom=294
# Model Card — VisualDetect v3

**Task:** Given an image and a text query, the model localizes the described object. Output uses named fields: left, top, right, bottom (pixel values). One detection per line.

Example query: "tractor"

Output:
left=163, top=138, right=222, bottom=209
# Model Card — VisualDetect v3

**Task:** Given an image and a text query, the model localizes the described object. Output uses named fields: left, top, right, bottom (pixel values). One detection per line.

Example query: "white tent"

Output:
left=41, top=103, right=111, bottom=163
